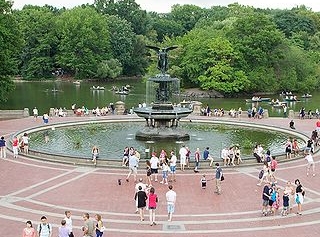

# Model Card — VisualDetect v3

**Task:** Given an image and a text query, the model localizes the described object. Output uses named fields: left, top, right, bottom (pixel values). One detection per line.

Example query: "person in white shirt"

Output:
left=33, top=107, right=38, bottom=120
left=179, top=145, right=187, bottom=171
left=220, top=147, right=230, bottom=166
left=64, top=211, right=74, bottom=237
left=150, top=152, right=160, bottom=182
left=169, top=151, right=177, bottom=181
left=305, top=153, right=316, bottom=177
left=166, top=185, right=176, bottom=221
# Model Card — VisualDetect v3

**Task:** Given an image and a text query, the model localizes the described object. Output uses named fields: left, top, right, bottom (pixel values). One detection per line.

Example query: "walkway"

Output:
left=0, top=115, right=319, bottom=236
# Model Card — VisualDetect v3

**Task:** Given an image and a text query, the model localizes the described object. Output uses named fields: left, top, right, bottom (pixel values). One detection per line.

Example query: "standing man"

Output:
left=169, top=150, right=177, bottom=181
left=305, top=152, right=316, bottom=177
left=82, top=213, right=95, bottom=237
left=194, top=148, right=200, bottom=173
left=0, top=136, right=6, bottom=159
left=214, top=163, right=223, bottom=195
left=179, top=145, right=187, bottom=171
left=64, top=211, right=74, bottom=237
left=150, top=152, right=160, bottom=182
left=126, top=151, right=139, bottom=182
left=37, top=216, right=52, bottom=237
left=166, top=185, right=176, bottom=222
left=33, top=107, right=38, bottom=120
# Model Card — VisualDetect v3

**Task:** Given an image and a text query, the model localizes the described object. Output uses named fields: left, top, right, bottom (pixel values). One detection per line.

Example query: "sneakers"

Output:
left=160, top=181, right=164, bottom=184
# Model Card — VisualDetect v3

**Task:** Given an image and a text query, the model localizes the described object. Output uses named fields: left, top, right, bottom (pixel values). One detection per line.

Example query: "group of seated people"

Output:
left=248, top=106, right=264, bottom=119
left=299, top=108, right=319, bottom=119
left=71, top=103, right=115, bottom=116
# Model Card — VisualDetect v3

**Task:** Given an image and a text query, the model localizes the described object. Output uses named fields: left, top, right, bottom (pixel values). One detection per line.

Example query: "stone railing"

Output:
left=0, top=108, right=29, bottom=120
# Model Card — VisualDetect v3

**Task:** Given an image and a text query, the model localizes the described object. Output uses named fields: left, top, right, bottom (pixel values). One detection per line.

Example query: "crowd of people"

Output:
left=1, top=107, right=318, bottom=236
left=21, top=211, right=107, bottom=237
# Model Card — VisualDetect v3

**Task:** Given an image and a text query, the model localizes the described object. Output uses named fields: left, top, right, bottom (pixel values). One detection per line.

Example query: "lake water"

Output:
left=1, top=79, right=319, bottom=117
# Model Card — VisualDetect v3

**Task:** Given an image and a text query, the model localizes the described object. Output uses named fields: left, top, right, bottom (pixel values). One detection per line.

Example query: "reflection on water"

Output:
left=29, top=122, right=302, bottom=160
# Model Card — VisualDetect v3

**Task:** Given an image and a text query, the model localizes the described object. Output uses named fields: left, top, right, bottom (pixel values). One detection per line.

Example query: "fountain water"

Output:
left=134, top=46, right=193, bottom=140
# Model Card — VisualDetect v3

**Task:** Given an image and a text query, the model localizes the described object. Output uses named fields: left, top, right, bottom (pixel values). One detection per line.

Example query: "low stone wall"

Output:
left=0, top=108, right=29, bottom=120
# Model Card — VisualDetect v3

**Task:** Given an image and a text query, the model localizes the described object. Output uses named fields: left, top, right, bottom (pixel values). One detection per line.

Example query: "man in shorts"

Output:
left=126, top=152, right=139, bottom=182
left=262, top=183, right=271, bottom=216
left=150, top=152, right=159, bottom=182
left=166, top=185, right=176, bottom=221
left=305, top=152, right=316, bottom=177
left=169, top=150, right=177, bottom=181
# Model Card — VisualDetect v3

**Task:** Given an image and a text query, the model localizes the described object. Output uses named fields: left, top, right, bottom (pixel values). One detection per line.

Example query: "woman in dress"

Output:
left=22, top=220, right=36, bottom=237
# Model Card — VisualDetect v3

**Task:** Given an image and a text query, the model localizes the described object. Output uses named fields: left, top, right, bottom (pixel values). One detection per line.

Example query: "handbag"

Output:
left=100, top=226, right=106, bottom=232
left=221, top=174, right=225, bottom=181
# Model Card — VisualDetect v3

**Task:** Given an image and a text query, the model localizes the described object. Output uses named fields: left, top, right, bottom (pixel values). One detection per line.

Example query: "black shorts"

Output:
left=151, top=168, right=158, bottom=174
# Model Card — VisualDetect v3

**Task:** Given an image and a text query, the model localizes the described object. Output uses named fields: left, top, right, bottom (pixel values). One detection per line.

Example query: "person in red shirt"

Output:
left=12, top=136, right=19, bottom=158
left=148, top=187, right=158, bottom=226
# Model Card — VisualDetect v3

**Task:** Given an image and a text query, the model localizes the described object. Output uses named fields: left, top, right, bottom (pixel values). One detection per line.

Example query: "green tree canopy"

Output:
left=55, top=6, right=111, bottom=79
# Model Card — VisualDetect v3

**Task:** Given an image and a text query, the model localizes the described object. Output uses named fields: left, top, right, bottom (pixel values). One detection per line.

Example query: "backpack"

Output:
left=258, top=170, right=264, bottom=179
left=266, top=155, right=271, bottom=163
left=39, top=223, right=51, bottom=236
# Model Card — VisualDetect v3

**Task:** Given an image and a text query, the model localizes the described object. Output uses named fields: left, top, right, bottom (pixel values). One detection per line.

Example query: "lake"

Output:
left=1, top=79, right=319, bottom=117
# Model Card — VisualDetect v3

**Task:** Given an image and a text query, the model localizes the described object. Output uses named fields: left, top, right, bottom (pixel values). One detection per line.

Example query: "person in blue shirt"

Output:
left=203, top=147, right=214, bottom=167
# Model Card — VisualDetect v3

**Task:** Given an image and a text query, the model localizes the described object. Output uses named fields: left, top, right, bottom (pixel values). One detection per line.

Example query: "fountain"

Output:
left=134, top=46, right=193, bottom=140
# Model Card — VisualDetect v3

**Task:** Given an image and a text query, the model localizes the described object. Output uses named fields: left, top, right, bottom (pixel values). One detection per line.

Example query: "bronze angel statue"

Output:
left=146, top=46, right=178, bottom=74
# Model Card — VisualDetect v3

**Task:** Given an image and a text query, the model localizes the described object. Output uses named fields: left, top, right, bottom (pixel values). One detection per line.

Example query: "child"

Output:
left=160, top=159, right=169, bottom=185
left=59, top=219, right=69, bottom=237
left=200, top=174, right=207, bottom=189
left=281, top=191, right=290, bottom=216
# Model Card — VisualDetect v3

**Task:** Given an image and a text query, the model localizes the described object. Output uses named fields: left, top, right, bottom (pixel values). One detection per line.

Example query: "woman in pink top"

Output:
left=12, top=136, right=19, bottom=158
left=148, top=187, right=158, bottom=226
left=22, top=220, right=36, bottom=237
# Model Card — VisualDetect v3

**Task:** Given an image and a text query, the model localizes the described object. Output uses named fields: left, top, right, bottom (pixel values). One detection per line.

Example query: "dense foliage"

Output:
left=2, top=0, right=320, bottom=98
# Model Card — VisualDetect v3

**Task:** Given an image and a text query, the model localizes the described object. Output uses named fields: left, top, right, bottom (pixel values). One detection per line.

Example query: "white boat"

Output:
left=115, top=90, right=129, bottom=95
left=91, top=86, right=105, bottom=90
left=301, top=94, right=312, bottom=98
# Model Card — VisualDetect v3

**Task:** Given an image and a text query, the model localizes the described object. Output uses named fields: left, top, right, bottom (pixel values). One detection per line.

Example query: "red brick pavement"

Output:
left=0, top=115, right=319, bottom=237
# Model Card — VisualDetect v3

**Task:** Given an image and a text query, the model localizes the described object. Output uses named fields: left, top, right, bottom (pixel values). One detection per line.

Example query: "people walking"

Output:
left=82, top=213, right=95, bottom=237
left=126, top=151, right=139, bottom=182
left=148, top=187, right=158, bottom=226
left=150, top=152, right=159, bottom=182
left=22, top=220, right=36, bottom=237
left=169, top=150, right=177, bottom=181
left=166, top=185, right=176, bottom=222
left=214, top=163, right=223, bottom=195
left=94, top=214, right=104, bottom=237
left=37, top=216, right=52, bottom=237
left=58, top=219, right=69, bottom=237
left=134, top=186, right=148, bottom=221
left=305, top=152, right=316, bottom=177
left=63, top=211, right=74, bottom=237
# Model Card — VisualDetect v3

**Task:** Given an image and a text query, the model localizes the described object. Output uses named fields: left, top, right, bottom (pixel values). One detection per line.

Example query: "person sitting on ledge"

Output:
left=289, top=120, right=295, bottom=129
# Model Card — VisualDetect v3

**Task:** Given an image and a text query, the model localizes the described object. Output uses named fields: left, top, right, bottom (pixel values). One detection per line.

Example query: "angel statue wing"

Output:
left=146, top=45, right=178, bottom=74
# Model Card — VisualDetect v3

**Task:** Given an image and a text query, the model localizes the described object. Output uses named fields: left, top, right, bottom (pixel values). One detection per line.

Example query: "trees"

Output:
left=16, top=6, right=58, bottom=79
left=0, top=0, right=22, bottom=102
left=55, top=6, right=111, bottom=79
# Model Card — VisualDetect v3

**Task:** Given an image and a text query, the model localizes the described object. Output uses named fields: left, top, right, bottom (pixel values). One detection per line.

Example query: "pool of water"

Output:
left=28, top=121, right=303, bottom=160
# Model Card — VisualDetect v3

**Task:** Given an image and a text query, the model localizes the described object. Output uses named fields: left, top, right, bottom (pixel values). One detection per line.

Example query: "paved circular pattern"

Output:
left=0, top=115, right=319, bottom=237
